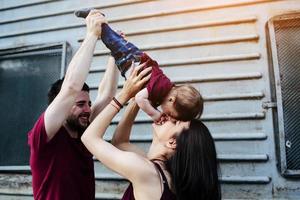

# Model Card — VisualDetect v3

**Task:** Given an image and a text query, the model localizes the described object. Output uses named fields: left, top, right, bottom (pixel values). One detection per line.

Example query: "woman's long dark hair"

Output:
left=166, top=119, right=221, bottom=200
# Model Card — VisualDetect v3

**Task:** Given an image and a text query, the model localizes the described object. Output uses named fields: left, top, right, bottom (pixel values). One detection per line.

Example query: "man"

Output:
left=28, top=10, right=118, bottom=200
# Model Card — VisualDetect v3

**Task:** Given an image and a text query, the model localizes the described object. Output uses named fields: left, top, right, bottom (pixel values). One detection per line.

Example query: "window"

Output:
left=267, top=14, right=300, bottom=176
left=0, top=43, right=70, bottom=170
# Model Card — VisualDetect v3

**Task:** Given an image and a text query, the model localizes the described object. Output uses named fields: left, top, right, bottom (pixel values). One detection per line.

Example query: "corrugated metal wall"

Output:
left=1, top=0, right=300, bottom=199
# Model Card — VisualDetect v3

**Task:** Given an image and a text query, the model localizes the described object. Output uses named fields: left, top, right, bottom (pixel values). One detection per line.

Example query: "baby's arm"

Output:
left=135, top=88, right=161, bottom=122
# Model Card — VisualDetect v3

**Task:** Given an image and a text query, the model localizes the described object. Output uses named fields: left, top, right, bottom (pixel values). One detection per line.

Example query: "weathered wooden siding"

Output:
left=1, top=0, right=300, bottom=199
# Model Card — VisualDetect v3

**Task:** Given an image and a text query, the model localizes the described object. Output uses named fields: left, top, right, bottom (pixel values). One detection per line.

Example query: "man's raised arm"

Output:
left=45, top=10, right=106, bottom=141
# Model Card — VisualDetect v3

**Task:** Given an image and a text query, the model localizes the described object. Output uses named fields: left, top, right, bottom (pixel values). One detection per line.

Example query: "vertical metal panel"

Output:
left=268, top=14, right=300, bottom=176
left=274, top=17, right=300, bottom=172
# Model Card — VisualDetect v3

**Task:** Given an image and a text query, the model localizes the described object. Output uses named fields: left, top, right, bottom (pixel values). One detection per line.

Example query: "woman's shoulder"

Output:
left=122, top=153, right=158, bottom=182
left=131, top=160, right=166, bottom=200
left=135, top=157, right=160, bottom=179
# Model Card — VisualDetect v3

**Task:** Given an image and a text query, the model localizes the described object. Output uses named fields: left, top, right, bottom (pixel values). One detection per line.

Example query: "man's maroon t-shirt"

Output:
left=28, top=113, right=95, bottom=200
left=140, top=53, right=174, bottom=107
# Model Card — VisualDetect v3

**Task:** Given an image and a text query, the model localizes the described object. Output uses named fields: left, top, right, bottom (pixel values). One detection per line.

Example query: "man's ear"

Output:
left=166, top=137, right=177, bottom=150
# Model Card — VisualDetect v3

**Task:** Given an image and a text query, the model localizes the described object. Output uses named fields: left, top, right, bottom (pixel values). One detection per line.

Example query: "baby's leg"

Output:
left=124, top=61, right=141, bottom=78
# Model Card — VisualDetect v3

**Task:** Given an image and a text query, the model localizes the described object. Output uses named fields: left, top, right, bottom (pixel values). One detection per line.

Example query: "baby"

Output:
left=74, top=9, right=203, bottom=122
left=134, top=53, right=203, bottom=123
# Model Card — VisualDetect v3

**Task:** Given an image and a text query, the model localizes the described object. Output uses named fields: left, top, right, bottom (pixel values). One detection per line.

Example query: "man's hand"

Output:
left=85, top=10, right=107, bottom=37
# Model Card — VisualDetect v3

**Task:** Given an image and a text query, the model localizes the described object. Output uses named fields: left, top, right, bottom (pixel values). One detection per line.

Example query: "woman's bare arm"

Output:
left=81, top=65, right=152, bottom=182
left=111, top=100, right=146, bottom=156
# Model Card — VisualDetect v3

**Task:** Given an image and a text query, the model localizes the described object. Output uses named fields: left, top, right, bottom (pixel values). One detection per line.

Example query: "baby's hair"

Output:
left=173, top=85, right=203, bottom=121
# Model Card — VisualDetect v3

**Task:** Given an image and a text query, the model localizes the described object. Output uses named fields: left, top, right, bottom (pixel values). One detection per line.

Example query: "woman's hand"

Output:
left=117, top=62, right=152, bottom=104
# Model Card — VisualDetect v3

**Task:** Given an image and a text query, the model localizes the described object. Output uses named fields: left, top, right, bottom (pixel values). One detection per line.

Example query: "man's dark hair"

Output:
left=47, top=78, right=90, bottom=105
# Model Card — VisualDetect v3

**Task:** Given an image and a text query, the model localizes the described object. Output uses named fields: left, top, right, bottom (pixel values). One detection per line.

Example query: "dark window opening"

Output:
left=0, top=43, right=70, bottom=168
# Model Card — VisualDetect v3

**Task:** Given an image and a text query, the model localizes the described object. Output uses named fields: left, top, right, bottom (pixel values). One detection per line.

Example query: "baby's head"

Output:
left=161, top=85, right=203, bottom=121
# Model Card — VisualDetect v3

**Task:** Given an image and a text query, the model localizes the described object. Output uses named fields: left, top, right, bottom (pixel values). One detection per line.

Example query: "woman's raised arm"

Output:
left=81, top=64, right=151, bottom=181
left=111, top=100, right=146, bottom=156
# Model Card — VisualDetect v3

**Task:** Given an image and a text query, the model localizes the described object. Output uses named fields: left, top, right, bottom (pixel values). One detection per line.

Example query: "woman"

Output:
left=81, top=64, right=221, bottom=200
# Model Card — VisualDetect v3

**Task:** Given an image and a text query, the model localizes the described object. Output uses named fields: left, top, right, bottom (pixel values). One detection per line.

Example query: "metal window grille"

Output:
left=268, top=14, right=300, bottom=176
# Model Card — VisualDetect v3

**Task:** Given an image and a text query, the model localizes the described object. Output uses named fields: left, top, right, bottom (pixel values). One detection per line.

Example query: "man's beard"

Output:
left=66, top=114, right=90, bottom=136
